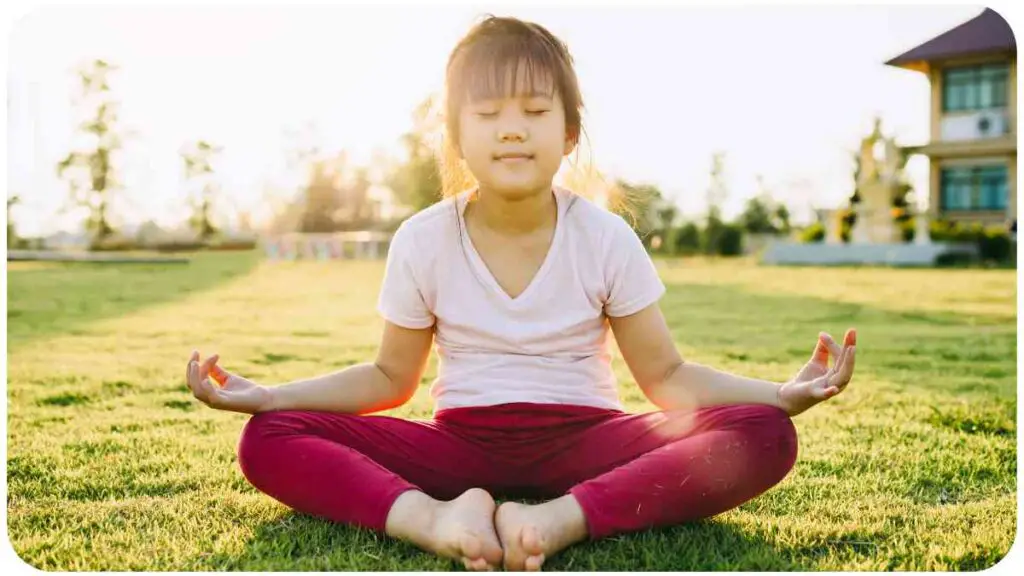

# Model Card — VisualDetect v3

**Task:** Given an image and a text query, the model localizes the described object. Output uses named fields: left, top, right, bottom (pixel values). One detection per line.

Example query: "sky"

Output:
left=6, top=3, right=988, bottom=236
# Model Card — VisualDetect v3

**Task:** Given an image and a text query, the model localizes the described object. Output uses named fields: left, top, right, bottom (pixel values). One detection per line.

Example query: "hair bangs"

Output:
left=449, top=35, right=561, bottom=106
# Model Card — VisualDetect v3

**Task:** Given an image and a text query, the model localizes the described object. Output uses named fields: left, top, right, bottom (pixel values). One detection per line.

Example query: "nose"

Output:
left=497, top=113, right=528, bottom=143
left=498, top=128, right=527, bottom=143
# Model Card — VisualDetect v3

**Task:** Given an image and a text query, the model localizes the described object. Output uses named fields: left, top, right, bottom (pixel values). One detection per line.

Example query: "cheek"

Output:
left=537, top=122, right=570, bottom=161
left=457, top=125, right=489, bottom=161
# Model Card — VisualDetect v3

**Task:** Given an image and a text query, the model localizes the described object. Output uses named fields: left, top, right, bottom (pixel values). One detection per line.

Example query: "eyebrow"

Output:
left=469, top=90, right=554, bottom=103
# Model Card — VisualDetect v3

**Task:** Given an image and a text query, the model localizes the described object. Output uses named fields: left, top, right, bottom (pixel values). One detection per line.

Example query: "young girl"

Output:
left=185, top=15, right=857, bottom=572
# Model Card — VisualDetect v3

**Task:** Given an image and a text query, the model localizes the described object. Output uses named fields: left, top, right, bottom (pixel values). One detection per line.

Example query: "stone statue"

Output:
left=850, top=118, right=904, bottom=244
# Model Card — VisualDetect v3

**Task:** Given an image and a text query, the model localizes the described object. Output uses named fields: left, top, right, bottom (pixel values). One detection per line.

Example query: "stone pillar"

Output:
left=914, top=211, right=932, bottom=245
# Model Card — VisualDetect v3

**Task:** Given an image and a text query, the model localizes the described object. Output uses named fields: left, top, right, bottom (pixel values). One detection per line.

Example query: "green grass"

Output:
left=6, top=252, right=1017, bottom=570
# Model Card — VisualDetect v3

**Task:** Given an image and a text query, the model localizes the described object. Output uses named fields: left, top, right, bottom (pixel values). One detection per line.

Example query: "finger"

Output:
left=190, top=350, right=200, bottom=363
left=839, top=346, right=856, bottom=387
left=830, top=347, right=854, bottom=390
left=844, top=328, right=857, bottom=347
left=210, top=363, right=229, bottom=386
left=812, top=333, right=830, bottom=364
left=187, top=362, right=205, bottom=400
left=813, top=378, right=840, bottom=399
left=197, top=376, right=220, bottom=406
left=825, top=346, right=843, bottom=377
left=199, top=354, right=220, bottom=380
left=820, top=332, right=843, bottom=363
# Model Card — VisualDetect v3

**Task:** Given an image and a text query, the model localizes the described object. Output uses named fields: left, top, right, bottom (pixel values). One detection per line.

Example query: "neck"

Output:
left=469, top=185, right=556, bottom=235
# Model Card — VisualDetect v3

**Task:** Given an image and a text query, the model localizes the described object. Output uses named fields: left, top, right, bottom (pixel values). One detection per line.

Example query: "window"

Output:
left=942, top=63, right=1009, bottom=112
left=940, top=165, right=1008, bottom=211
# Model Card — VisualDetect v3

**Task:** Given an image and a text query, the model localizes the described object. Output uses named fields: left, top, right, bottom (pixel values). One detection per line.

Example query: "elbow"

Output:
left=649, top=360, right=685, bottom=390
left=373, top=362, right=419, bottom=406
left=640, top=360, right=687, bottom=408
left=392, top=379, right=418, bottom=406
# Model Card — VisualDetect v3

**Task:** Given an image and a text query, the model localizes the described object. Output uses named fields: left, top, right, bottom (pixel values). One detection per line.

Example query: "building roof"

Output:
left=885, top=8, right=1015, bottom=72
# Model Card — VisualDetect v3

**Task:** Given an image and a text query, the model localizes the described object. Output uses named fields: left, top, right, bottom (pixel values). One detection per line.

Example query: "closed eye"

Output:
left=526, top=110, right=550, bottom=116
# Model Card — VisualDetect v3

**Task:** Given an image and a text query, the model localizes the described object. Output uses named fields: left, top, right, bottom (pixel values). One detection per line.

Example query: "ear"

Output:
left=563, top=132, right=577, bottom=156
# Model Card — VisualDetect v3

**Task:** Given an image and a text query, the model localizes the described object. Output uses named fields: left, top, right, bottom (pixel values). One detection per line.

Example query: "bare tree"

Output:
left=180, top=140, right=223, bottom=242
left=55, top=59, right=126, bottom=246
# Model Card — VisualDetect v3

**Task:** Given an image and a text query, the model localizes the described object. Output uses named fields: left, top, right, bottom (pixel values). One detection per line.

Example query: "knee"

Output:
left=741, top=405, right=798, bottom=478
left=236, top=411, right=307, bottom=481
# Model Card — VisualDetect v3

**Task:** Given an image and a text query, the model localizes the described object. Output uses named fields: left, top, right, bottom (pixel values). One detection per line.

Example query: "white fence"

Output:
left=262, top=231, right=392, bottom=261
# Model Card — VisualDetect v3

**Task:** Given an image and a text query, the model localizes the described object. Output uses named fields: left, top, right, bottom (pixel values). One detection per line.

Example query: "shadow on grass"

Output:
left=6, top=250, right=263, bottom=351
left=197, top=510, right=810, bottom=571
left=658, top=281, right=1016, bottom=397
left=660, top=279, right=1006, bottom=333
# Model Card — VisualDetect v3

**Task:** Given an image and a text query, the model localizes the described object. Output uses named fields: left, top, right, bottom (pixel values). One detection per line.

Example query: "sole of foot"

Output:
left=432, top=488, right=504, bottom=571
left=495, top=502, right=553, bottom=571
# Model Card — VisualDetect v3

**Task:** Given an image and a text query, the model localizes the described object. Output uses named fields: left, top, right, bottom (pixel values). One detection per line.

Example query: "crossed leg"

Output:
left=236, top=410, right=505, bottom=570
left=495, top=404, right=799, bottom=570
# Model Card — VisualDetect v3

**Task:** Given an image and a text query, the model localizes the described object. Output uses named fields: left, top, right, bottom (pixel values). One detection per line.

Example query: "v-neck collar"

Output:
left=456, top=186, right=565, bottom=306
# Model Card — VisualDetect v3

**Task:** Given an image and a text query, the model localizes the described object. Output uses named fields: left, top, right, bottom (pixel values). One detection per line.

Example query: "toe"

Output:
left=522, top=526, right=546, bottom=556
left=470, top=557, right=489, bottom=571
left=460, top=533, right=482, bottom=560
left=482, top=539, right=504, bottom=567
left=525, top=553, right=545, bottom=571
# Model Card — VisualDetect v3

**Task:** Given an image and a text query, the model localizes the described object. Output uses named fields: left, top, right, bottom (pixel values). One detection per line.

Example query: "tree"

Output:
left=739, top=175, right=789, bottom=235
left=705, top=151, right=729, bottom=223
left=702, top=152, right=730, bottom=254
left=775, top=204, right=791, bottom=235
left=334, top=166, right=374, bottom=230
left=386, top=96, right=443, bottom=212
left=740, top=196, right=777, bottom=234
left=7, top=195, right=20, bottom=248
left=180, top=140, right=223, bottom=242
left=55, top=59, right=126, bottom=246
left=299, top=152, right=347, bottom=233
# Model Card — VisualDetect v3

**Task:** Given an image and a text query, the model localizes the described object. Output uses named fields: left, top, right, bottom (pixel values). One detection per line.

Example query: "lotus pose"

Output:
left=185, top=14, right=857, bottom=572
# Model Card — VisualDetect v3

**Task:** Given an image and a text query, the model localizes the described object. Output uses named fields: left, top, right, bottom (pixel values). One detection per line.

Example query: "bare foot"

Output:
left=495, top=495, right=589, bottom=571
left=386, top=489, right=503, bottom=571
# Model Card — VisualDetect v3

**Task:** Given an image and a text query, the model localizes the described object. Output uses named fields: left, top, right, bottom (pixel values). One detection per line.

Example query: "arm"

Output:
left=263, top=321, right=434, bottom=414
left=608, top=303, right=782, bottom=411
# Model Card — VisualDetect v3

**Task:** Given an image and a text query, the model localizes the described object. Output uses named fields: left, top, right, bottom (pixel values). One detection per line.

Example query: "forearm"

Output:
left=262, top=362, right=413, bottom=414
left=645, top=361, right=782, bottom=411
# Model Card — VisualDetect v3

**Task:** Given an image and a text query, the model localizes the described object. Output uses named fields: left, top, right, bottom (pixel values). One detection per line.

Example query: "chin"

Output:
left=483, top=182, right=551, bottom=200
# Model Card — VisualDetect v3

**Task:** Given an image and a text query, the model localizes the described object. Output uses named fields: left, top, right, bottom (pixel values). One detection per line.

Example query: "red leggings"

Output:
left=236, top=402, right=797, bottom=540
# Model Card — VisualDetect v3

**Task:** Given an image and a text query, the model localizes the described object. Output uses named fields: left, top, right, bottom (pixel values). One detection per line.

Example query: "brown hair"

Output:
left=437, top=15, right=588, bottom=198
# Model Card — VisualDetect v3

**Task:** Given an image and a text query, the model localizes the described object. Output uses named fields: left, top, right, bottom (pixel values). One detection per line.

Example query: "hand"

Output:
left=185, top=350, right=273, bottom=414
left=777, top=329, right=857, bottom=416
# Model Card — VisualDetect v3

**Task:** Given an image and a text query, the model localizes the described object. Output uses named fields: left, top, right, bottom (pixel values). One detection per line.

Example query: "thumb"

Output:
left=209, top=360, right=230, bottom=386
left=811, top=333, right=829, bottom=364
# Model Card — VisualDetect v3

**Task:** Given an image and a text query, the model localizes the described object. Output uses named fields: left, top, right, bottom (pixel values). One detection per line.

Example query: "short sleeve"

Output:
left=377, top=223, right=436, bottom=329
left=603, top=216, right=666, bottom=317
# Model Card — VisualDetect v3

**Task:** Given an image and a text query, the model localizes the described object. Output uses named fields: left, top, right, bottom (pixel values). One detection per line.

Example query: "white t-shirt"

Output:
left=377, top=186, right=666, bottom=412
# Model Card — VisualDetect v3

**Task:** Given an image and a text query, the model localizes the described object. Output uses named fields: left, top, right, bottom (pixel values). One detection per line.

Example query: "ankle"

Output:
left=385, top=490, right=438, bottom=542
left=546, top=495, right=589, bottom=544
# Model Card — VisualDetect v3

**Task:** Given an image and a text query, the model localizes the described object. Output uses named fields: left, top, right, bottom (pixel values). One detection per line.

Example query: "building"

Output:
left=885, top=8, right=1016, bottom=228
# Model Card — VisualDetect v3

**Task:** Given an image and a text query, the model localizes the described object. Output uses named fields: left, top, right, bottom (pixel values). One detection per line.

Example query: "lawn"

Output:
left=5, top=251, right=1017, bottom=570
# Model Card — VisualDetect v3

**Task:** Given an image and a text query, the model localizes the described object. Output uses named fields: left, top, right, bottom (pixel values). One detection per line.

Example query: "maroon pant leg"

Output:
left=236, top=410, right=501, bottom=531
left=533, top=404, right=799, bottom=540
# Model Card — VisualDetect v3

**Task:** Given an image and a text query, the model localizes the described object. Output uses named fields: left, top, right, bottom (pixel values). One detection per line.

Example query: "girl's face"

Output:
left=457, top=68, right=575, bottom=200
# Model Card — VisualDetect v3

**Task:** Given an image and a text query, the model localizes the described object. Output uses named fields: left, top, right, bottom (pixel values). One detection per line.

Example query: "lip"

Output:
left=494, top=153, right=534, bottom=161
